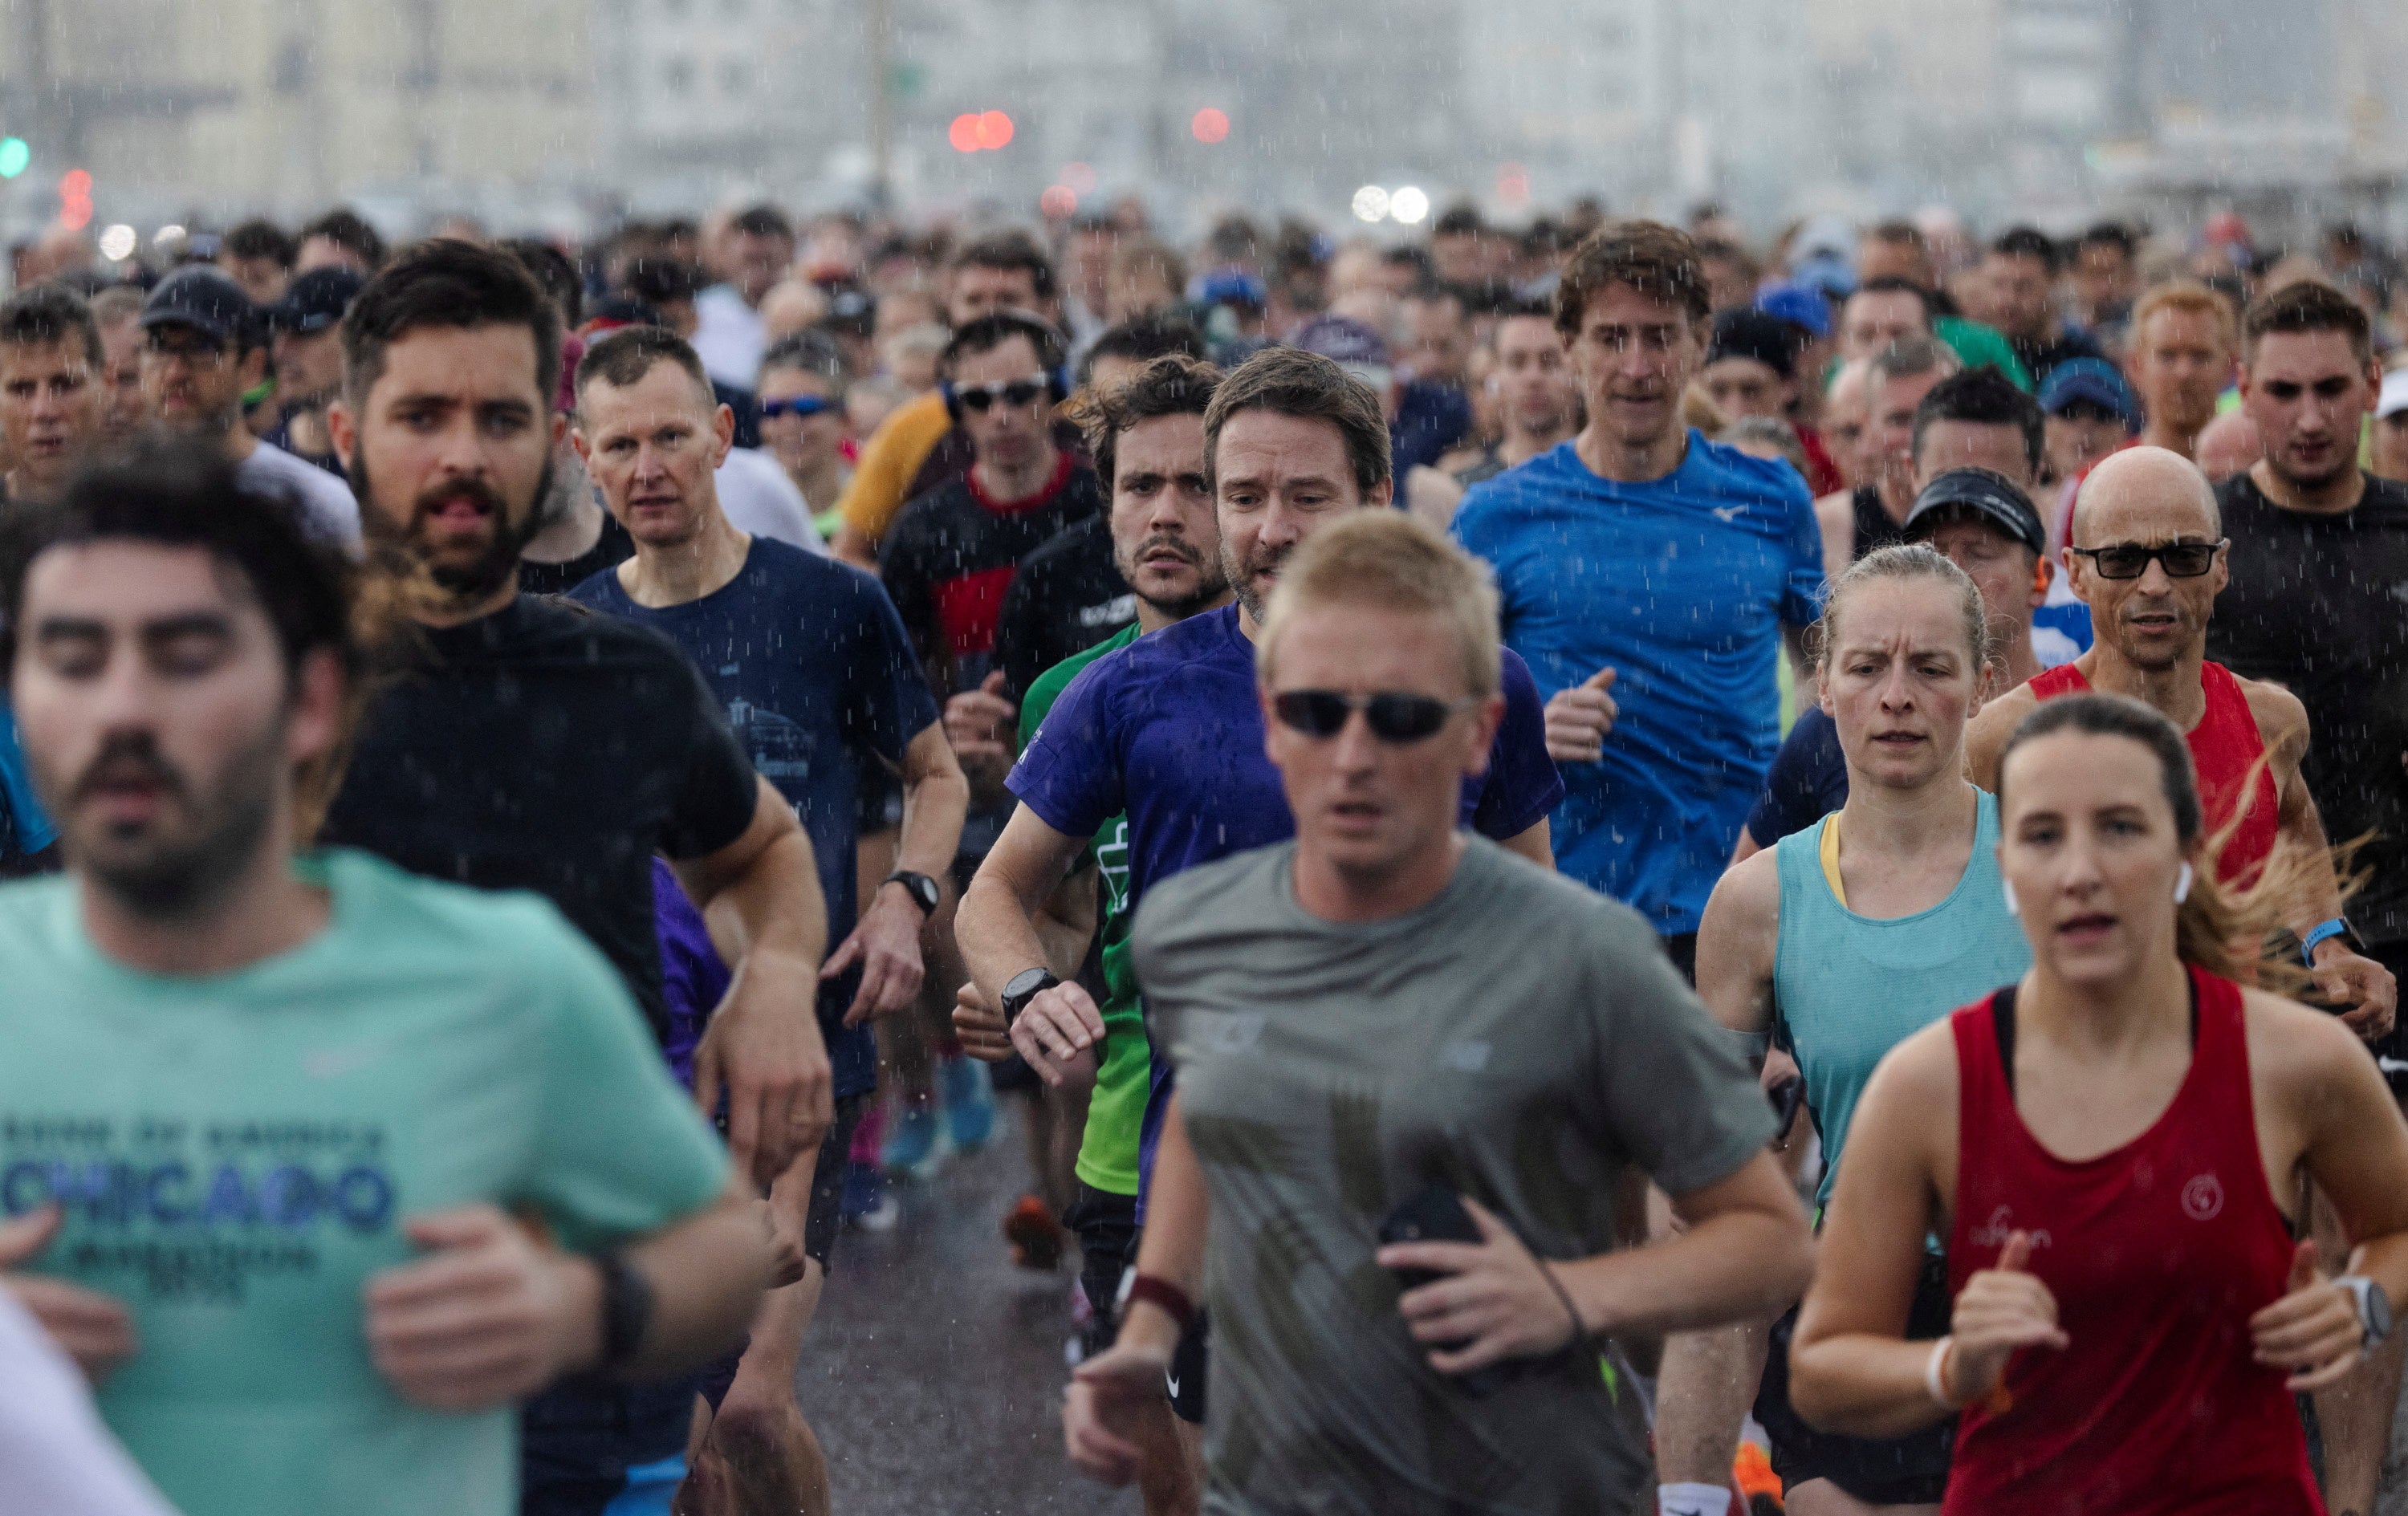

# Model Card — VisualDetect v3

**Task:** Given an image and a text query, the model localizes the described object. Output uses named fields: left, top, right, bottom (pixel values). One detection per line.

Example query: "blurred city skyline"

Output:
left=11, top=0, right=2408, bottom=244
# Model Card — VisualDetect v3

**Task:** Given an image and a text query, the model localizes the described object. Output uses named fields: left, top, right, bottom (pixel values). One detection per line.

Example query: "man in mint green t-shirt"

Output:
left=0, top=441, right=772, bottom=1516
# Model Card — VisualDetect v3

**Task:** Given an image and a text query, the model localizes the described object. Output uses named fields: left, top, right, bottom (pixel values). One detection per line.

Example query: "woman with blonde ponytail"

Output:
left=1790, top=692, right=2408, bottom=1515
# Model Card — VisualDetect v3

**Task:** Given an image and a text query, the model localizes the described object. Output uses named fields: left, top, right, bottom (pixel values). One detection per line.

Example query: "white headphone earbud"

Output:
left=2003, top=880, right=2020, bottom=916
left=2174, top=861, right=2194, bottom=904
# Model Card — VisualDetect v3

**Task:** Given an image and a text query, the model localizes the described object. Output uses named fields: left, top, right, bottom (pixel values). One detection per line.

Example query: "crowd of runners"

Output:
left=4, top=185, right=2408, bottom=1516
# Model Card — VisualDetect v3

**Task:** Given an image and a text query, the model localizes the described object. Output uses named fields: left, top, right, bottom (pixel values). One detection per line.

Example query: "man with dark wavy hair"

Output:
left=1454, top=220, right=1824, bottom=979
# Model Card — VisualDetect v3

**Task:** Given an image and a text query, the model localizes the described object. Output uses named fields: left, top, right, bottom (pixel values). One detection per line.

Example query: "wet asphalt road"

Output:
left=795, top=1103, right=1141, bottom=1516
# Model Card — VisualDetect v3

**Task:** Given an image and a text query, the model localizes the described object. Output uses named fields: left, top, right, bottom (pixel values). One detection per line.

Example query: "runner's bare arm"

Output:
left=1814, top=490, right=1855, bottom=583
left=1536, top=1150, right=1810, bottom=1342
left=955, top=803, right=1104, bottom=1081
left=1499, top=817, right=1552, bottom=868
left=1653, top=856, right=1792, bottom=1483
left=674, top=775, right=835, bottom=1186
left=1696, top=849, right=1782, bottom=1043
left=1962, top=683, right=2038, bottom=791
left=1788, top=1022, right=1971, bottom=1437
left=365, top=1176, right=771, bottom=1410
left=821, top=719, right=970, bottom=1025
left=2244, top=679, right=2398, bottom=1034
left=2248, top=991, right=2408, bottom=1388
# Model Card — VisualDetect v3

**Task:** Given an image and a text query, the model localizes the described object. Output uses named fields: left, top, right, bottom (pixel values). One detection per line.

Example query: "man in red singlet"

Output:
left=1967, top=445, right=2395, bottom=1029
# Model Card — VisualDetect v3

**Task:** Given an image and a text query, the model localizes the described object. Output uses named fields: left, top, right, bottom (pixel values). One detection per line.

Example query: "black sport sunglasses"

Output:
left=953, top=375, right=1051, bottom=413
left=1271, top=689, right=1479, bottom=743
left=2067, top=539, right=2226, bottom=579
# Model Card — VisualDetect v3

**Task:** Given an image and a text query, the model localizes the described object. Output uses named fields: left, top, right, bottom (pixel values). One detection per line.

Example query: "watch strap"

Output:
left=2301, top=917, right=2353, bottom=964
left=594, top=1250, right=653, bottom=1373
left=2341, top=1273, right=2390, bottom=1347
left=1002, top=968, right=1060, bottom=1026
left=883, top=870, right=941, bottom=918
left=1126, top=1273, right=1196, bottom=1333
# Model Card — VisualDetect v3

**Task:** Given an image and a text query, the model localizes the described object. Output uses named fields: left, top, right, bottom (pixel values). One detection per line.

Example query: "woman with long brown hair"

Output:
left=1789, top=693, right=2408, bottom=1514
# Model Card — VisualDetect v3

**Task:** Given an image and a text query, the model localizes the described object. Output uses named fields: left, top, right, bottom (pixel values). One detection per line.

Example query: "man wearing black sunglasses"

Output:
left=1060, top=510, right=1809, bottom=1512
left=1967, top=446, right=2394, bottom=1034
left=958, top=347, right=1560, bottom=1459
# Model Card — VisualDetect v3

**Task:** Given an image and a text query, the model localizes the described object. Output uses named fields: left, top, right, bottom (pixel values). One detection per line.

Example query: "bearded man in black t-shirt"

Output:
left=2208, top=278, right=2408, bottom=1516
left=318, top=242, right=835, bottom=1516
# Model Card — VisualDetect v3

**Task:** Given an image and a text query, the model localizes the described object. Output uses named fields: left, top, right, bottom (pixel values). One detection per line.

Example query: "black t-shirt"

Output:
left=878, top=454, right=1105, bottom=698
left=2208, top=470, right=2408, bottom=945
left=321, top=594, right=761, bottom=1038
left=518, top=511, right=635, bottom=598
left=1852, top=485, right=1907, bottom=563
left=1744, top=705, right=1850, bottom=848
left=993, top=514, right=1135, bottom=704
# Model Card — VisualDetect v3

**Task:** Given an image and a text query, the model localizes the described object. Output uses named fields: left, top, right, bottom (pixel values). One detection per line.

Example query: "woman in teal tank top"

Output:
left=1658, top=544, right=2032, bottom=1515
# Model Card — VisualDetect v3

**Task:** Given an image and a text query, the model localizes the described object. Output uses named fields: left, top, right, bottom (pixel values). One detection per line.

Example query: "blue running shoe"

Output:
left=841, top=1159, right=898, bottom=1231
left=939, top=1054, right=997, bottom=1154
left=881, top=1101, right=942, bottom=1179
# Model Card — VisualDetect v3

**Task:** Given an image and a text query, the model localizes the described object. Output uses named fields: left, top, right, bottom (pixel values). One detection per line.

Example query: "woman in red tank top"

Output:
left=2025, top=659, right=2279, bottom=885
left=1788, top=693, right=2408, bottom=1516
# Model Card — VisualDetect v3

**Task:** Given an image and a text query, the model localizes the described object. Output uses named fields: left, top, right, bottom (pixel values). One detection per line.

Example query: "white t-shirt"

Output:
left=0, top=1291, right=179, bottom=1516
left=692, top=286, right=767, bottom=391
left=716, top=448, right=823, bottom=553
left=238, top=441, right=361, bottom=547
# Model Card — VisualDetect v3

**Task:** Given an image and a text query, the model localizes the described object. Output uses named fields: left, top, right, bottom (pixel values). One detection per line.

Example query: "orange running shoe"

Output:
left=1004, top=1193, right=1066, bottom=1270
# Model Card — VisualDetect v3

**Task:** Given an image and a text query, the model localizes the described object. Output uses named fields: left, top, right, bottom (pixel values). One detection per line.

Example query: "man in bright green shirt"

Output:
left=0, top=441, right=773, bottom=1516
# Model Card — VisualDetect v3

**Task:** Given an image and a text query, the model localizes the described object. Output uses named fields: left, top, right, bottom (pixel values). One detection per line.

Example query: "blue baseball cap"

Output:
left=2037, top=357, right=2141, bottom=432
left=1193, top=266, right=1268, bottom=309
left=1754, top=282, right=1832, bottom=339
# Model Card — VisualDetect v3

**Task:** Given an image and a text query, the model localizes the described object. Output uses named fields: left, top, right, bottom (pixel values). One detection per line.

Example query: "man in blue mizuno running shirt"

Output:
left=1454, top=221, right=1823, bottom=974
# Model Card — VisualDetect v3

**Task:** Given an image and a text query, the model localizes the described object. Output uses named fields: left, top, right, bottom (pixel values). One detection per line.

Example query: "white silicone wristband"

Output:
left=1924, top=1335, right=1962, bottom=1409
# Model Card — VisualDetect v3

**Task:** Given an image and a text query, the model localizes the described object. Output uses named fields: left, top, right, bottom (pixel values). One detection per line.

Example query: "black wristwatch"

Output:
left=1001, top=967, right=1060, bottom=1026
left=594, top=1250, right=654, bottom=1375
left=882, top=869, right=942, bottom=919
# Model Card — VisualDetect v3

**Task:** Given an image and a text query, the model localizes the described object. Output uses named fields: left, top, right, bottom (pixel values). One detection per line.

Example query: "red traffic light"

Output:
left=1191, top=108, right=1229, bottom=144
left=975, top=111, right=1014, bottom=150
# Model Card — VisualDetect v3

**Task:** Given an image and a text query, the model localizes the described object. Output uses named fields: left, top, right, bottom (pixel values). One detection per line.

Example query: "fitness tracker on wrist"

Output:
left=882, top=870, right=942, bottom=919
left=1000, top=967, right=1060, bottom=1026
left=2341, top=1274, right=2393, bottom=1350
left=595, top=1250, right=654, bottom=1374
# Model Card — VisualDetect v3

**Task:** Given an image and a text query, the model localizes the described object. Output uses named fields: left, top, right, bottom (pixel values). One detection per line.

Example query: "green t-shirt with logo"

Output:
left=0, top=848, right=730, bottom=1516
left=1021, top=621, right=1146, bottom=1197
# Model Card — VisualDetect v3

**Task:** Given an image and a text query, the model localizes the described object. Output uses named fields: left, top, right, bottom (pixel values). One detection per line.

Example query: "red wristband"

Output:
left=1125, top=1274, right=1195, bottom=1332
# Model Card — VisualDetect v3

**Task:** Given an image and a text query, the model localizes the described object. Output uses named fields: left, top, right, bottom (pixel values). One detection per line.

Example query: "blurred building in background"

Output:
left=5, top=0, right=2408, bottom=239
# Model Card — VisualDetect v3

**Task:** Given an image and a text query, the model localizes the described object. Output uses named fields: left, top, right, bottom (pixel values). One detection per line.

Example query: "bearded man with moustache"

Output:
left=315, top=241, right=839, bottom=1516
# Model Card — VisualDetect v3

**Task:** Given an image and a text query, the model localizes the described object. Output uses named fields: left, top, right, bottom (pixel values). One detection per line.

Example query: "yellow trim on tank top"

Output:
left=1818, top=813, right=1847, bottom=910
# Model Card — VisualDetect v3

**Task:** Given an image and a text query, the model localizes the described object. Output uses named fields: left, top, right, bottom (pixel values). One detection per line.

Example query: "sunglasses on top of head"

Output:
left=1271, top=689, right=1479, bottom=743
left=953, top=374, right=1052, bottom=412
left=758, top=394, right=836, bottom=419
left=2066, top=539, right=2226, bottom=579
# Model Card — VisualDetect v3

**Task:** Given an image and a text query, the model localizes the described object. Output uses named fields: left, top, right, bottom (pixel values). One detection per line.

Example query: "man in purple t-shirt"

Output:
left=952, top=349, right=1563, bottom=1447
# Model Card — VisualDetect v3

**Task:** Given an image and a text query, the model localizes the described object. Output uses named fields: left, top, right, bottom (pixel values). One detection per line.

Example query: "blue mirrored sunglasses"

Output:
left=759, top=395, right=836, bottom=419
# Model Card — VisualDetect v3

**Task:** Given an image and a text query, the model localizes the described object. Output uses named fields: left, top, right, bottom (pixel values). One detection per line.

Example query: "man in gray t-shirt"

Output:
left=1059, top=510, right=1811, bottom=1515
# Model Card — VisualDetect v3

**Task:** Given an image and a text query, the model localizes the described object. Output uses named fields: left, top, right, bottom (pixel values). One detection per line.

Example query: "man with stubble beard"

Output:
left=315, top=241, right=838, bottom=1516
left=2209, top=280, right=2408, bottom=1516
